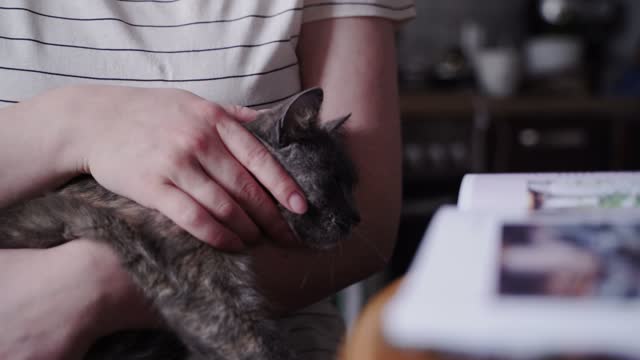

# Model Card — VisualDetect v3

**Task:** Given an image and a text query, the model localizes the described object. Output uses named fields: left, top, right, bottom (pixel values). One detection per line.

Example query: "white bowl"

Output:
left=524, top=35, right=583, bottom=77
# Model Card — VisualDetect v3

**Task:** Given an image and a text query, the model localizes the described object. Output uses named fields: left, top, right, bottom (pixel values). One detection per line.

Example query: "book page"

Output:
left=383, top=206, right=640, bottom=357
left=458, top=172, right=640, bottom=212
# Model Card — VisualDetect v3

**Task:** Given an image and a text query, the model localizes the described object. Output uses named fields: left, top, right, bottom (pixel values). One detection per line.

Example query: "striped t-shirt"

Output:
left=0, top=0, right=415, bottom=108
left=0, top=1, right=415, bottom=359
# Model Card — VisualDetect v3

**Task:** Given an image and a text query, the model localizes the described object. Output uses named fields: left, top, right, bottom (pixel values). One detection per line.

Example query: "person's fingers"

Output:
left=168, top=158, right=261, bottom=245
left=196, top=137, right=297, bottom=244
left=221, top=104, right=258, bottom=123
left=149, top=183, right=244, bottom=251
left=215, top=118, right=308, bottom=215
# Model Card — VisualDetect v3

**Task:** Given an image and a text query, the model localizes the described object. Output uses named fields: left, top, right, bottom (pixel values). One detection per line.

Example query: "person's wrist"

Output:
left=15, top=86, right=90, bottom=181
left=0, top=246, right=98, bottom=359
left=46, top=85, right=95, bottom=176
left=44, top=240, right=116, bottom=340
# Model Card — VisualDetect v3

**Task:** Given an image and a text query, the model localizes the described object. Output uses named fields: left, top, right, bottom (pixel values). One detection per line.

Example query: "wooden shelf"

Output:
left=400, top=92, right=474, bottom=117
left=400, top=92, right=640, bottom=118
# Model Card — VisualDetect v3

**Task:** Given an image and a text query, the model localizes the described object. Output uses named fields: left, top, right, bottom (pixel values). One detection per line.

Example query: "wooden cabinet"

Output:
left=400, top=93, right=640, bottom=175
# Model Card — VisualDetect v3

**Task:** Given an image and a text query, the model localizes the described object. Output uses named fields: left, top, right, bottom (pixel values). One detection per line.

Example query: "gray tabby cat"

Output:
left=0, top=88, right=360, bottom=360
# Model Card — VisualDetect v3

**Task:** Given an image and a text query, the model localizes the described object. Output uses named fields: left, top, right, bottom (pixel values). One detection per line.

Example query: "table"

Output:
left=338, top=279, right=438, bottom=360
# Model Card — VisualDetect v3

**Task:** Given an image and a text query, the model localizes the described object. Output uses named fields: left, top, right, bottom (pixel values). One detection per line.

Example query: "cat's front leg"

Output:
left=0, top=194, right=89, bottom=249
left=124, top=246, right=295, bottom=360
left=56, top=208, right=296, bottom=360
left=174, top=310, right=294, bottom=360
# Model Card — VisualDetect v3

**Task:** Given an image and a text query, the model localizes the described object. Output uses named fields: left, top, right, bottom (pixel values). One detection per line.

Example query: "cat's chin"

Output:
left=289, top=227, right=341, bottom=251
left=304, top=233, right=348, bottom=251
left=307, top=241, right=340, bottom=251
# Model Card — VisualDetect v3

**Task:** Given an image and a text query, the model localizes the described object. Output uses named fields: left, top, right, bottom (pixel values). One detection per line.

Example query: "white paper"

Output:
left=458, top=171, right=640, bottom=212
left=383, top=206, right=640, bottom=357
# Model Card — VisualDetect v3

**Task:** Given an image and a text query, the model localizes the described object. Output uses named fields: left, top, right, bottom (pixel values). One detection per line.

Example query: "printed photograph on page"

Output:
left=498, top=222, right=640, bottom=299
left=527, top=178, right=640, bottom=210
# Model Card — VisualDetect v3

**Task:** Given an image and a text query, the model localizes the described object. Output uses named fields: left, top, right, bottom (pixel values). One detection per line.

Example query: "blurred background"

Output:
left=340, top=0, right=640, bottom=325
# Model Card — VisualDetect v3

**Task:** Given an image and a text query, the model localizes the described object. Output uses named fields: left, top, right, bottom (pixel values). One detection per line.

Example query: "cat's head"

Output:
left=249, top=88, right=360, bottom=250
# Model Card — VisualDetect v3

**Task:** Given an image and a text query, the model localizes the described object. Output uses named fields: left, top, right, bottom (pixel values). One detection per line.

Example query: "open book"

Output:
left=383, top=172, right=640, bottom=358
left=459, top=172, right=640, bottom=211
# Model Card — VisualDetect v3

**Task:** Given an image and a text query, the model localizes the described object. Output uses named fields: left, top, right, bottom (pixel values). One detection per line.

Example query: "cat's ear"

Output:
left=323, top=113, right=351, bottom=133
left=277, top=87, right=323, bottom=146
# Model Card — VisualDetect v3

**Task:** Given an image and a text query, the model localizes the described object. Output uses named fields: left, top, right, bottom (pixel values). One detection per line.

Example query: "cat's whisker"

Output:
left=299, top=267, right=311, bottom=289
left=351, top=228, right=390, bottom=264
left=299, top=251, right=321, bottom=289
left=329, top=251, right=336, bottom=291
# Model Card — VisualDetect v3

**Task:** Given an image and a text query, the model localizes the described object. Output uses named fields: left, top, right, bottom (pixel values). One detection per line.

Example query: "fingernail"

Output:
left=288, top=192, right=307, bottom=214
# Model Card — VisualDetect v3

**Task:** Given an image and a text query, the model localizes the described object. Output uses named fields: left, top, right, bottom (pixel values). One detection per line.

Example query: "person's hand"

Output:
left=36, top=85, right=307, bottom=250
left=0, top=240, right=157, bottom=360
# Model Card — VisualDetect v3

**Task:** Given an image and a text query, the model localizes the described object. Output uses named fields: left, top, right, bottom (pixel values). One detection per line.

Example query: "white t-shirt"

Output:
left=0, top=0, right=415, bottom=108
left=0, top=1, right=415, bottom=359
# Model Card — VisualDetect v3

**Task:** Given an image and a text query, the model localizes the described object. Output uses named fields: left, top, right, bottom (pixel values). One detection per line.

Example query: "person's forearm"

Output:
left=0, top=240, right=159, bottom=359
left=0, top=88, right=80, bottom=206
left=251, top=17, right=402, bottom=312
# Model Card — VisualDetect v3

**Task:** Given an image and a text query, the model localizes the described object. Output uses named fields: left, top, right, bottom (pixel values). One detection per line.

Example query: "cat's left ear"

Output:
left=277, top=87, right=323, bottom=146
left=323, top=113, right=351, bottom=133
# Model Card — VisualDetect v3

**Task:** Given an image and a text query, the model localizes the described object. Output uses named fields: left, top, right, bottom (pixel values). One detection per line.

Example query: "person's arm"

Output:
left=0, top=239, right=159, bottom=360
left=0, top=85, right=305, bottom=248
left=0, top=93, right=79, bottom=207
left=251, top=17, right=402, bottom=311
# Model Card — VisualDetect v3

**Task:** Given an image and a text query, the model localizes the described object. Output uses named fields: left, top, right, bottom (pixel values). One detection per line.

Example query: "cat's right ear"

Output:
left=323, top=113, right=351, bottom=133
left=276, top=87, right=324, bottom=146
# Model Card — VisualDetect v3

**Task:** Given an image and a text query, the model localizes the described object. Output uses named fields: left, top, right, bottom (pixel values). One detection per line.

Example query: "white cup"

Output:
left=475, top=47, right=522, bottom=97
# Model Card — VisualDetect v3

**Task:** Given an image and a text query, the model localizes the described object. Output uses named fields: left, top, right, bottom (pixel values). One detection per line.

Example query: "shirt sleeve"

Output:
left=302, top=0, right=416, bottom=24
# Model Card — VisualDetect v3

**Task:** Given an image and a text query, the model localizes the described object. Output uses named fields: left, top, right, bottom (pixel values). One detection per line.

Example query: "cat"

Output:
left=0, top=87, right=360, bottom=360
